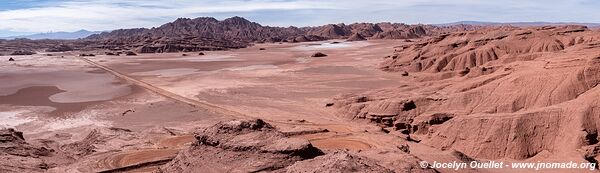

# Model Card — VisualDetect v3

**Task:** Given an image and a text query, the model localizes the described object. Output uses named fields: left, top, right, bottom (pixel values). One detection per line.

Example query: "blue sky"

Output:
left=1, top=0, right=599, bottom=37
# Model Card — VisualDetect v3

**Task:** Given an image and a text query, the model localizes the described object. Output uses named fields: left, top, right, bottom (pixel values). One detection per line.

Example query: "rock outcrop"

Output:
left=158, top=119, right=324, bottom=173
left=372, top=25, right=427, bottom=39
left=0, top=128, right=52, bottom=172
left=157, top=119, right=436, bottom=172
left=332, top=25, right=600, bottom=162
left=379, top=25, right=593, bottom=72
left=307, top=24, right=353, bottom=39
left=45, top=45, right=73, bottom=52
left=288, top=35, right=326, bottom=43
left=10, top=50, right=35, bottom=55
left=285, top=151, right=393, bottom=173
left=347, top=33, right=366, bottom=41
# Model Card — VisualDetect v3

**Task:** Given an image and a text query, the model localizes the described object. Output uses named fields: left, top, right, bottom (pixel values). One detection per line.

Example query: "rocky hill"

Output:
left=85, top=16, right=468, bottom=54
left=1, top=16, right=478, bottom=55
left=87, top=17, right=307, bottom=53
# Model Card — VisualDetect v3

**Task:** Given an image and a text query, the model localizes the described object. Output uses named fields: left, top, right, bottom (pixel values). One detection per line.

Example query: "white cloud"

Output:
left=0, top=0, right=339, bottom=32
left=0, top=0, right=598, bottom=34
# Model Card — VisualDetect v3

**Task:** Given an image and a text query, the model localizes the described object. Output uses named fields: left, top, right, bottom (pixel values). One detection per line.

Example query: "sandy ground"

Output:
left=1, top=40, right=490, bottom=172
left=86, top=40, right=486, bottom=171
left=89, top=40, right=404, bottom=128
left=0, top=53, right=227, bottom=169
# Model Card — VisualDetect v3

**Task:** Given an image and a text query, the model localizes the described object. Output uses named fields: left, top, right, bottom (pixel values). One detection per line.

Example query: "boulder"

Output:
left=401, top=71, right=409, bottom=76
left=125, top=51, right=137, bottom=56
left=311, top=52, right=328, bottom=57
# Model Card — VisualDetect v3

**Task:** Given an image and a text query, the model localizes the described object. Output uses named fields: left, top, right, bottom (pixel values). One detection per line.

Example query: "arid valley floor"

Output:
left=2, top=23, right=600, bottom=173
left=2, top=40, right=426, bottom=172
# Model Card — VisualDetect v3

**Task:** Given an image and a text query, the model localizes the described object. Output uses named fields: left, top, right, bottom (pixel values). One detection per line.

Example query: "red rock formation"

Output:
left=348, top=23, right=384, bottom=37
left=158, top=119, right=324, bottom=172
left=10, top=50, right=35, bottom=55
left=284, top=151, right=394, bottom=173
left=306, top=24, right=353, bottom=39
left=347, top=33, right=367, bottom=41
left=380, top=25, right=591, bottom=72
left=45, top=45, right=73, bottom=52
left=333, top=25, right=600, bottom=162
left=0, top=128, right=52, bottom=172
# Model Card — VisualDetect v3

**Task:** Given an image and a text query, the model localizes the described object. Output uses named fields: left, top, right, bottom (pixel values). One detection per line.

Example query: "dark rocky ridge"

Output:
left=85, top=16, right=476, bottom=54
left=0, top=16, right=481, bottom=55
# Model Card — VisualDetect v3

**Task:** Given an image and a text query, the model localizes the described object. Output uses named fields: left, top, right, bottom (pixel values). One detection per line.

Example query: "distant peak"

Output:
left=227, top=16, right=246, bottom=20
left=223, top=16, right=251, bottom=23
left=174, top=18, right=192, bottom=22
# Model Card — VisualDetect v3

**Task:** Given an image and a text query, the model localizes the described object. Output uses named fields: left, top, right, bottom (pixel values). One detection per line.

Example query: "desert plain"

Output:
left=1, top=17, right=600, bottom=173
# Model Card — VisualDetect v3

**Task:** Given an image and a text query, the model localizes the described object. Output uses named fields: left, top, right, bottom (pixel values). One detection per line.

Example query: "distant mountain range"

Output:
left=2, top=18, right=599, bottom=55
left=2, top=17, right=457, bottom=54
left=86, top=16, right=458, bottom=53
left=2, top=20, right=598, bottom=41
left=437, top=21, right=600, bottom=28
left=0, top=30, right=102, bottom=40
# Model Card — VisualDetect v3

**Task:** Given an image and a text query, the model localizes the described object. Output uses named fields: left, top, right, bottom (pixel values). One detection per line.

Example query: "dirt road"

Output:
left=78, top=57, right=248, bottom=119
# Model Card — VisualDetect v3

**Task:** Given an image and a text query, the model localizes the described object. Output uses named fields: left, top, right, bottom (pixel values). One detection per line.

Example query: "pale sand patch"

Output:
left=224, top=64, right=278, bottom=71
left=123, top=62, right=141, bottom=65
left=1, top=70, right=132, bottom=103
left=143, top=54, right=240, bottom=62
left=160, top=78, right=257, bottom=98
left=0, top=110, right=36, bottom=128
left=131, top=68, right=201, bottom=78
left=0, top=55, right=86, bottom=70
left=40, top=110, right=111, bottom=132
left=49, top=84, right=131, bottom=103
left=295, top=57, right=312, bottom=64
left=289, top=41, right=372, bottom=51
